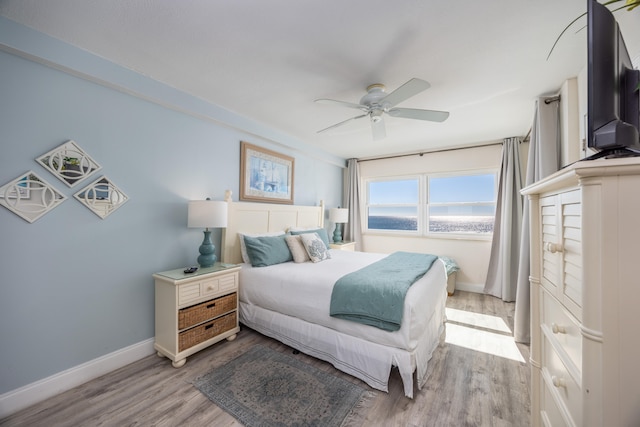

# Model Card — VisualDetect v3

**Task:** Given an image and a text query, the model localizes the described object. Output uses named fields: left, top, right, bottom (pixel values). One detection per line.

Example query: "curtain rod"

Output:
left=357, top=140, right=505, bottom=163
left=544, top=95, right=561, bottom=104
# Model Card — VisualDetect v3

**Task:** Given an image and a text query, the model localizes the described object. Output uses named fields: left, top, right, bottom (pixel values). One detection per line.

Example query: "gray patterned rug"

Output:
left=193, top=345, right=373, bottom=427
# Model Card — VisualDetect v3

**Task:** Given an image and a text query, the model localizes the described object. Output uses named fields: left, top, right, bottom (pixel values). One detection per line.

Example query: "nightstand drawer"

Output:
left=178, top=283, right=201, bottom=305
left=219, top=274, right=237, bottom=292
left=200, top=278, right=220, bottom=298
left=179, top=311, right=237, bottom=351
left=179, top=293, right=237, bottom=330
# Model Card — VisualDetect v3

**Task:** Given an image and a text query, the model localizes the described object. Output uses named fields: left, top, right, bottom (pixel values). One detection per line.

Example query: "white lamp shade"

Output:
left=188, top=200, right=228, bottom=228
left=329, top=207, right=349, bottom=223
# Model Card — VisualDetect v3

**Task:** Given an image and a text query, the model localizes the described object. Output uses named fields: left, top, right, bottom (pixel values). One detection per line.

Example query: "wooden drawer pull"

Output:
left=544, top=242, right=563, bottom=253
left=551, top=376, right=566, bottom=388
left=551, top=323, right=566, bottom=334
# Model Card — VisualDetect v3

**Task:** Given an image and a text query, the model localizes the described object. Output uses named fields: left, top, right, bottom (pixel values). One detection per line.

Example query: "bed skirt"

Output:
left=239, top=300, right=446, bottom=398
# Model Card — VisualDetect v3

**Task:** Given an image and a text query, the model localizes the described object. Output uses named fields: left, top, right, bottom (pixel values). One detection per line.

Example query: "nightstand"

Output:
left=329, top=241, right=356, bottom=251
left=153, top=263, right=241, bottom=368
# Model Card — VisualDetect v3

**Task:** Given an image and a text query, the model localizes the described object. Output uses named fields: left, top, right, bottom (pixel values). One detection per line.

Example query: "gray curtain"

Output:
left=484, top=137, right=524, bottom=301
left=343, top=158, right=362, bottom=250
left=513, top=97, right=561, bottom=343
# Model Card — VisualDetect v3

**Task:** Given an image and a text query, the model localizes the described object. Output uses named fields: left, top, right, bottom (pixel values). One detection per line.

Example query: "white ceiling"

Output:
left=1, top=0, right=639, bottom=160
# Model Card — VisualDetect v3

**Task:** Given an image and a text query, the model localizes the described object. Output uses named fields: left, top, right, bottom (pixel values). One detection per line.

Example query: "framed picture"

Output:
left=240, top=141, right=294, bottom=204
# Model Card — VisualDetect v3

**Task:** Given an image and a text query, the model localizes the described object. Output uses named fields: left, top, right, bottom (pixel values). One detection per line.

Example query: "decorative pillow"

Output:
left=243, top=234, right=293, bottom=267
left=300, top=233, right=331, bottom=263
left=239, top=231, right=285, bottom=263
left=290, top=228, right=331, bottom=250
left=285, top=235, right=310, bottom=263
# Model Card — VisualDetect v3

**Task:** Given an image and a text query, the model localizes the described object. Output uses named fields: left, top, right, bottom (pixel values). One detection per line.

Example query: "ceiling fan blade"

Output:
left=371, top=117, right=386, bottom=140
left=380, top=78, right=431, bottom=108
left=387, top=107, right=449, bottom=122
left=315, top=98, right=367, bottom=111
left=317, top=114, right=368, bottom=133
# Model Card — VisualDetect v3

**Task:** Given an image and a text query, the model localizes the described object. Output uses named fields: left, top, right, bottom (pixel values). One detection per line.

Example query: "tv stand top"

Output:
left=582, top=147, right=640, bottom=161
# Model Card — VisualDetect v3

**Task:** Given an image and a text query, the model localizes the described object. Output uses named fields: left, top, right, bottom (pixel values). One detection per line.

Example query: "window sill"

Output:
left=363, top=230, right=493, bottom=242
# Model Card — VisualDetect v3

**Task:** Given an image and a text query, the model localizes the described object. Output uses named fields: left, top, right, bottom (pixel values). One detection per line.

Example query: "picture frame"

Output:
left=240, top=141, right=294, bottom=204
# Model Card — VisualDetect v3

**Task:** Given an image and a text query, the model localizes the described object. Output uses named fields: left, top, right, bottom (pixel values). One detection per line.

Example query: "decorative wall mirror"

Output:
left=0, top=171, right=67, bottom=223
left=36, top=140, right=101, bottom=187
left=74, top=176, right=129, bottom=219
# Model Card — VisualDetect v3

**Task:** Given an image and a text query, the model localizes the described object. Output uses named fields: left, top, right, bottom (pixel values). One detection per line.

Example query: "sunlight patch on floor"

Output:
left=445, top=308, right=525, bottom=363
left=445, top=307, right=512, bottom=334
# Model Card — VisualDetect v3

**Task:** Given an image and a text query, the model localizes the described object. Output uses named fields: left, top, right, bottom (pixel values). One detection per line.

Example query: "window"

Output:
left=428, top=173, right=496, bottom=234
left=367, top=178, right=419, bottom=231
left=365, top=171, right=496, bottom=236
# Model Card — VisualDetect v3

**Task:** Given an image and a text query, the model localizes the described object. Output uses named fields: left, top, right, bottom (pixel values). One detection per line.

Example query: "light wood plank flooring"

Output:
left=1, top=291, right=530, bottom=427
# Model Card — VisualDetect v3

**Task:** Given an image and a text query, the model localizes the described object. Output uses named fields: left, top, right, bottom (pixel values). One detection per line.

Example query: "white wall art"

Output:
left=74, top=176, right=128, bottom=219
left=0, top=171, right=67, bottom=223
left=36, top=140, right=101, bottom=187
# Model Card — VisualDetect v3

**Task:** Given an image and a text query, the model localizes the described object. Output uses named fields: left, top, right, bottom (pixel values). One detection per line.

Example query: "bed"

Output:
left=220, top=191, right=448, bottom=398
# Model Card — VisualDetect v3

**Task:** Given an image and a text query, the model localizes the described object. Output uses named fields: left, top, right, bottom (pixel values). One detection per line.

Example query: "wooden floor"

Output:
left=1, top=291, right=530, bottom=427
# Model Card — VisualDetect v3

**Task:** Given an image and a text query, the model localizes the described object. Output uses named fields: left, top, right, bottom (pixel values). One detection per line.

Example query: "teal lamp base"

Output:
left=197, top=230, right=217, bottom=268
left=332, top=224, right=343, bottom=243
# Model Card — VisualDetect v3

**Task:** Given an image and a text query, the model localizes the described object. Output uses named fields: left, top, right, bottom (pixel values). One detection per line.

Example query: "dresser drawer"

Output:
left=540, top=287, right=582, bottom=375
left=542, top=335, right=582, bottom=426
left=541, top=376, right=570, bottom=427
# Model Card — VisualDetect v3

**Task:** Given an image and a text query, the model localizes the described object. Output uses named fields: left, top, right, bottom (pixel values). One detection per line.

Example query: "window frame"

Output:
left=365, top=175, right=422, bottom=235
left=363, top=169, right=498, bottom=239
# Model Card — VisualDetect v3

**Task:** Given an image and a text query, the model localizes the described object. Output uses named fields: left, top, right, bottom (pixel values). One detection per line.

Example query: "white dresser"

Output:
left=522, top=157, right=640, bottom=427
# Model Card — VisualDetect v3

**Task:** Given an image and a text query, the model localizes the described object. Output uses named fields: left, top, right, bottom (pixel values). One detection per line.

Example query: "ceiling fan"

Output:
left=315, top=78, right=449, bottom=140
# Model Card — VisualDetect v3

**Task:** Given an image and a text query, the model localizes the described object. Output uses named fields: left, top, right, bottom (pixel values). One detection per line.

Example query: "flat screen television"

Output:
left=587, top=0, right=640, bottom=159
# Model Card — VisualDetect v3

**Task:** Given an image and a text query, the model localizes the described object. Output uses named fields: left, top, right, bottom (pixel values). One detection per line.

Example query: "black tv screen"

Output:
left=587, top=0, right=640, bottom=158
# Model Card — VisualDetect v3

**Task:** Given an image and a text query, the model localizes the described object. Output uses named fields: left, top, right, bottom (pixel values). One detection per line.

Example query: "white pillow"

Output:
left=239, top=231, right=285, bottom=263
left=285, top=235, right=310, bottom=263
left=300, top=233, right=331, bottom=263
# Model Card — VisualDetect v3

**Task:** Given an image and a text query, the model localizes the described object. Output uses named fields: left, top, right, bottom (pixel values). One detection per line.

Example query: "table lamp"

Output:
left=188, top=198, right=228, bottom=267
left=329, top=207, right=349, bottom=243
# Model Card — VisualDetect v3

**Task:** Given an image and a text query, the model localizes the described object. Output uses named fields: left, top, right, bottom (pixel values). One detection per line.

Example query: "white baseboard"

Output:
left=0, top=338, right=155, bottom=419
left=454, top=282, right=485, bottom=294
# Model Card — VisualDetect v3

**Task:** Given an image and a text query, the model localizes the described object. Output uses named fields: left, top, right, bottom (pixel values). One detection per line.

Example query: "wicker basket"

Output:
left=179, top=293, right=237, bottom=330
left=178, top=311, right=237, bottom=352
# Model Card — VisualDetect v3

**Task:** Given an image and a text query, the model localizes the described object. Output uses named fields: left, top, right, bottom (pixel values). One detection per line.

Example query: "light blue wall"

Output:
left=0, top=18, right=345, bottom=394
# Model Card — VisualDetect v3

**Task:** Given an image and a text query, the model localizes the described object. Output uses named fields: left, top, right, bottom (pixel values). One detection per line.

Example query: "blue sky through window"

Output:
left=368, top=179, right=418, bottom=204
left=368, top=173, right=496, bottom=218
left=430, top=174, right=496, bottom=203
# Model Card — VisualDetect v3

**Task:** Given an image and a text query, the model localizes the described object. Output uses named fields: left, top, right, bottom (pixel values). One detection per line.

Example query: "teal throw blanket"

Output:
left=330, top=251, right=439, bottom=331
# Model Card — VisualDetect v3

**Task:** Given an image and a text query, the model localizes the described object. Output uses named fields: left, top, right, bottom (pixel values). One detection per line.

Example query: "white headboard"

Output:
left=221, top=190, right=325, bottom=264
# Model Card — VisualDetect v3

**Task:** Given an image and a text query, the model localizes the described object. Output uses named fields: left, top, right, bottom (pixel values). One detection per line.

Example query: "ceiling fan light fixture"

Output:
left=315, top=78, right=448, bottom=139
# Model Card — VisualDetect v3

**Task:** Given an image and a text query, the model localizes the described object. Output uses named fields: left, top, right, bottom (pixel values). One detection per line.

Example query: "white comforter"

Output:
left=239, top=250, right=447, bottom=351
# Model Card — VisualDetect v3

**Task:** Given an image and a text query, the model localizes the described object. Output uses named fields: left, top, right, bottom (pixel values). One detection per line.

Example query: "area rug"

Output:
left=193, top=345, right=374, bottom=427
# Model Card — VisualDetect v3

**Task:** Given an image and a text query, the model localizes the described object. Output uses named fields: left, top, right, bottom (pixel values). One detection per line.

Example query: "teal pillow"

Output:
left=243, top=234, right=293, bottom=267
left=290, top=228, right=331, bottom=249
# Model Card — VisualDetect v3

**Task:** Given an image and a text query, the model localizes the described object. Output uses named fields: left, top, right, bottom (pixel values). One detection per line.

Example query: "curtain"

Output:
left=513, top=97, right=561, bottom=343
left=484, top=137, right=524, bottom=301
left=343, top=158, right=362, bottom=251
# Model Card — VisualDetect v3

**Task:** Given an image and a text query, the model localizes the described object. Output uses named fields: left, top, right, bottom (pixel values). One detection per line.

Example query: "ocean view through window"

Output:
left=367, top=178, right=419, bottom=231
left=428, top=174, right=496, bottom=234
left=366, top=172, right=496, bottom=236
